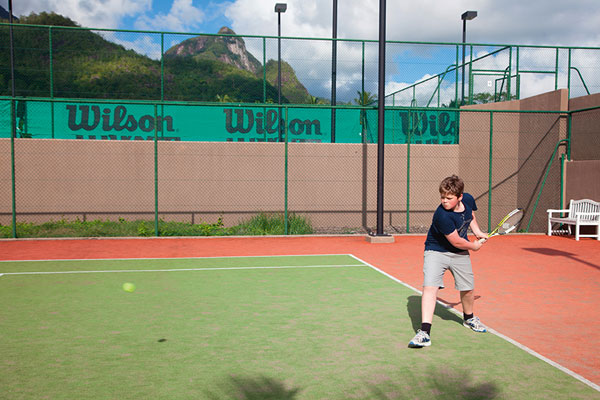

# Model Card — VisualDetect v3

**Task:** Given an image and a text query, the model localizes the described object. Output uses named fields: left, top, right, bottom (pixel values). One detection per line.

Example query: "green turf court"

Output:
left=0, top=255, right=596, bottom=399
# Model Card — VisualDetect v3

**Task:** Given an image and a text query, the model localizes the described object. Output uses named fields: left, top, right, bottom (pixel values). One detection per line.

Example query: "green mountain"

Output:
left=264, top=59, right=311, bottom=104
left=0, top=13, right=310, bottom=103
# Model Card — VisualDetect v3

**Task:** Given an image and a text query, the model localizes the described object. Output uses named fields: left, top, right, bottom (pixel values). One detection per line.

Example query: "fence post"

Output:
left=10, top=100, right=17, bottom=238
left=284, top=106, right=289, bottom=235
left=406, top=109, right=411, bottom=233
left=154, top=104, right=159, bottom=236
left=263, top=37, right=267, bottom=103
left=49, top=27, right=55, bottom=138
left=488, top=111, right=493, bottom=231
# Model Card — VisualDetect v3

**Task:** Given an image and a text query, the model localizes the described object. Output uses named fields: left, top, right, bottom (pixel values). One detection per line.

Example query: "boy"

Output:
left=408, top=175, right=488, bottom=348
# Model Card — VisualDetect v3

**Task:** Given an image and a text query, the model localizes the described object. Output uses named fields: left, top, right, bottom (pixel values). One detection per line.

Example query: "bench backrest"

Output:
left=569, top=199, right=600, bottom=221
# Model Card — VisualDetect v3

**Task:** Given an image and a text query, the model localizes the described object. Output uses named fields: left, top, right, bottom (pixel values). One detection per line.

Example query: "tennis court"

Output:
left=1, top=235, right=598, bottom=399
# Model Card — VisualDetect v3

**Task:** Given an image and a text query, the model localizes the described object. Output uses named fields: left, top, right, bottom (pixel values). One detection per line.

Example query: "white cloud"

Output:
left=103, top=31, right=163, bottom=60
left=134, top=0, right=205, bottom=32
left=9, top=0, right=151, bottom=29
left=5, top=0, right=600, bottom=102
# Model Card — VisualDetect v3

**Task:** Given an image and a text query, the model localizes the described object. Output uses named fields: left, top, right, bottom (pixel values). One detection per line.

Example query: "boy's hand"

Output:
left=475, top=232, right=488, bottom=244
left=471, top=239, right=483, bottom=251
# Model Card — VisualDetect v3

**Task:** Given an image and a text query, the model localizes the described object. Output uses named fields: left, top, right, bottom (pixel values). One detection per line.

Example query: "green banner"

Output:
left=0, top=99, right=458, bottom=144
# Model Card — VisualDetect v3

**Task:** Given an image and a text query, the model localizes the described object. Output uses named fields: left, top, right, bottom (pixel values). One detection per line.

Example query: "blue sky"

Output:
left=3, top=0, right=600, bottom=45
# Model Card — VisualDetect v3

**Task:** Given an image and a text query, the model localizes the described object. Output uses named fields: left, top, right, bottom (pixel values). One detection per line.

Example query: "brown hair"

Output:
left=439, top=175, right=464, bottom=196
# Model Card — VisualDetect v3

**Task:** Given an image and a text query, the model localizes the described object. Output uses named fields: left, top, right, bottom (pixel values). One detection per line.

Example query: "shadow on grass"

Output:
left=205, top=375, right=301, bottom=400
left=207, top=368, right=499, bottom=399
left=407, top=295, right=465, bottom=332
left=366, top=366, right=500, bottom=399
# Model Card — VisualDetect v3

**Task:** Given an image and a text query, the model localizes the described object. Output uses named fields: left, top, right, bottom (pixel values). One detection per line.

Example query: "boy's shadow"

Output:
left=407, top=295, right=464, bottom=331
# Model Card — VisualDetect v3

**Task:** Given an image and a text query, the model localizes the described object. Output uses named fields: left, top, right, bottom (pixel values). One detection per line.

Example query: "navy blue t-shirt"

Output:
left=424, top=192, right=477, bottom=253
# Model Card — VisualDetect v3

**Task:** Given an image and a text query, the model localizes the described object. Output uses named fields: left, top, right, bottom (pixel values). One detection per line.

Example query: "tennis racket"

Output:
left=479, top=208, right=524, bottom=243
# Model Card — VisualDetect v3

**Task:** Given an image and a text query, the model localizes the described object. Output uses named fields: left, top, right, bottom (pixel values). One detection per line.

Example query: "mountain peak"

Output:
left=218, top=26, right=236, bottom=35
left=165, top=27, right=262, bottom=75
left=0, top=5, right=19, bottom=21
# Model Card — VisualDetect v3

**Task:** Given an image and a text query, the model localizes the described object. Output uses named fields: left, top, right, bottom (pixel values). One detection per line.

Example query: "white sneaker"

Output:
left=408, top=329, right=431, bottom=348
left=463, top=316, right=487, bottom=333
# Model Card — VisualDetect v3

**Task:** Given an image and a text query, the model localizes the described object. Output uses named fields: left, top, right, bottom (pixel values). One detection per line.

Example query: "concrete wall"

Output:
left=565, top=93, right=600, bottom=203
left=460, top=90, right=568, bottom=232
left=565, top=160, right=600, bottom=202
left=0, top=139, right=459, bottom=232
left=2, top=88, right=597, bottom=234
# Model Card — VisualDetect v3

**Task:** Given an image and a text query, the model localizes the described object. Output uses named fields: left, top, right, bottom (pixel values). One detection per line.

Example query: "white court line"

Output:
left=0, top=264, right=364, bottom=276
left=348, top=254, right=600, bottom=393
left=0, top=253, right=354, bottom=263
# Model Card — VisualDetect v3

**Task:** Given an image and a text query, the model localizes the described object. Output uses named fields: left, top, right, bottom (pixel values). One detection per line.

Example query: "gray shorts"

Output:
left=423, top=250, right=474, bottom=291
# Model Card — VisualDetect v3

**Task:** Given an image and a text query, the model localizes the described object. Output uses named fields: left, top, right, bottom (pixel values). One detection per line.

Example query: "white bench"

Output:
left=547, top=199, right=600, bottom=240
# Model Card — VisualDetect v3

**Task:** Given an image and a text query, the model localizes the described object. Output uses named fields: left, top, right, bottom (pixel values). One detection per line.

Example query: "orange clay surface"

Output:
left=1, top=234, right=598, bottom=385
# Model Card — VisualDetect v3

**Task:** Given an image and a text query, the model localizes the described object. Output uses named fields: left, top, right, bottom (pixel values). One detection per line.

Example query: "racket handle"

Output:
left=478, top=237, right=487, bottom=244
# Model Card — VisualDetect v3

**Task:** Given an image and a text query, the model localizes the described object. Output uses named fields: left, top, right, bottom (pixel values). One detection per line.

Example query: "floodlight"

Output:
left=462, top=11, right=477, bottom=21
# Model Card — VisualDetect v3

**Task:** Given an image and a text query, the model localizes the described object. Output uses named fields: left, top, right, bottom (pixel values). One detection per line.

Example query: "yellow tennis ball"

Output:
left=122, top=282, right=136, bottom=292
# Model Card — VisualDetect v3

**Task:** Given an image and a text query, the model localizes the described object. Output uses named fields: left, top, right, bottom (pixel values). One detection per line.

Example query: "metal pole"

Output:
left=154, top=104, right=159, bottom=236
left=9, top=0, right=17, bottom=238
left=49, top=27, right=55, bottom=138
left=284, top=107, right=289, bottom=234
left=277, top=11, right=283, bottom=142
left=331, top=0, right=337, bottom=143
left=488, top=111, right=493, bottom=231
left=375, top=0, right=386, bottom=236
left=275, top=4, right=287, bottom=141
left=9, top=0, right=16, bottom=99
left=461, top=18, right=466, bottom=105
left=461, top=11, right=477, bottom=105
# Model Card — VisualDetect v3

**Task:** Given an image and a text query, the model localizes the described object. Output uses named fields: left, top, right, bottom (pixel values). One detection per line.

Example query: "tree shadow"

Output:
left=407, top=295, right=464, bottom=332
left=524, top=247, right=599, bottom=271
left=205, top=375, right=301, bottom=400
left=207, top=369, right=499, bottom=399
left=365, top=366, right=500, bottom=399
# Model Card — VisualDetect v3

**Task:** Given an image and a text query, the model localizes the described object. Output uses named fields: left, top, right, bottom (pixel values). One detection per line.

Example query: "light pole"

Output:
left=374, top=0, right=387, bottom=237
left=461, top=10, right=477, bottom=105
left=275, top=3, right=287, bottom=141
left=331, top=0, right=338, bottom=143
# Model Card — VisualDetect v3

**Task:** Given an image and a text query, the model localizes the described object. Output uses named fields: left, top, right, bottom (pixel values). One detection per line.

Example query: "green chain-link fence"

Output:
left=1, top=22, right=599, bottom=237
left=3, top=98, right=594, bottom=237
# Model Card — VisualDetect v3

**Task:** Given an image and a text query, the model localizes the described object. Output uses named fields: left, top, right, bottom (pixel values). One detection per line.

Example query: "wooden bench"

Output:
left=547, top=199, right=600, bottom=240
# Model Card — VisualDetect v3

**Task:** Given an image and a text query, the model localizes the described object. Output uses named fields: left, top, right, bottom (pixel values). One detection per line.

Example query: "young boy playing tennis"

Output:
left=408, top=175, right=488, bottom=348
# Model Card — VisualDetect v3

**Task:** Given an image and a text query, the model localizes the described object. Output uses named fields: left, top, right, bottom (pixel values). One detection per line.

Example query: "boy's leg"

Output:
left=409, top=252, right=445, bottom=348
left=422, top=286, right=440, bottom=324
left=460, top=289, right=474, bottom=315
left=408, top=286, right=439, bottom=348
left=460, top=289, right=487, bottom=333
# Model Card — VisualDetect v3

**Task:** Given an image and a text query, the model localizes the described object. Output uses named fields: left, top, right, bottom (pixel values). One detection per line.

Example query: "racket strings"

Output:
left=496, top=210, right=524, bottom=234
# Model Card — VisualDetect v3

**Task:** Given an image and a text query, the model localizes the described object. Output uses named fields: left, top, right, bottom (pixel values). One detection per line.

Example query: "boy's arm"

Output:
left=469, top=212, right=488, bottom=240
left=445, top=230, right=483, bottom=251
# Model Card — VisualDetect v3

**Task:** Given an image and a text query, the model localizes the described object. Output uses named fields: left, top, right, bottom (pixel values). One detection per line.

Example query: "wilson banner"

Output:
left=0, top=99, right=458, bottom=144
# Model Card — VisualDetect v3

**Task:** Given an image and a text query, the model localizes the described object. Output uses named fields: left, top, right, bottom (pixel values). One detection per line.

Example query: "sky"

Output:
left=3, top=0, right=600, bottom=103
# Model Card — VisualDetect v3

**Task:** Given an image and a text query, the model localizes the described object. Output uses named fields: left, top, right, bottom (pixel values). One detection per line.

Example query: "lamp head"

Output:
left=461, top=11, right=477, bottom=21
left=275, top=3, right=287, bottom=13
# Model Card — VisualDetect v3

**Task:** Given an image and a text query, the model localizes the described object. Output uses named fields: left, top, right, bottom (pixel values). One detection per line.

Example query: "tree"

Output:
left=216, top=94, right=234, bottom=102
left=354, top=91, right=377, bottom=143
left=354, top=90, right=377, bottom=106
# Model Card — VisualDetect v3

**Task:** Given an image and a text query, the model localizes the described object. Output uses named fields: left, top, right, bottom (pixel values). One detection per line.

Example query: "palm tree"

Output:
left=354, top=90, right=377, bottom=106
left=355, top=91, right=377, bottom=143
